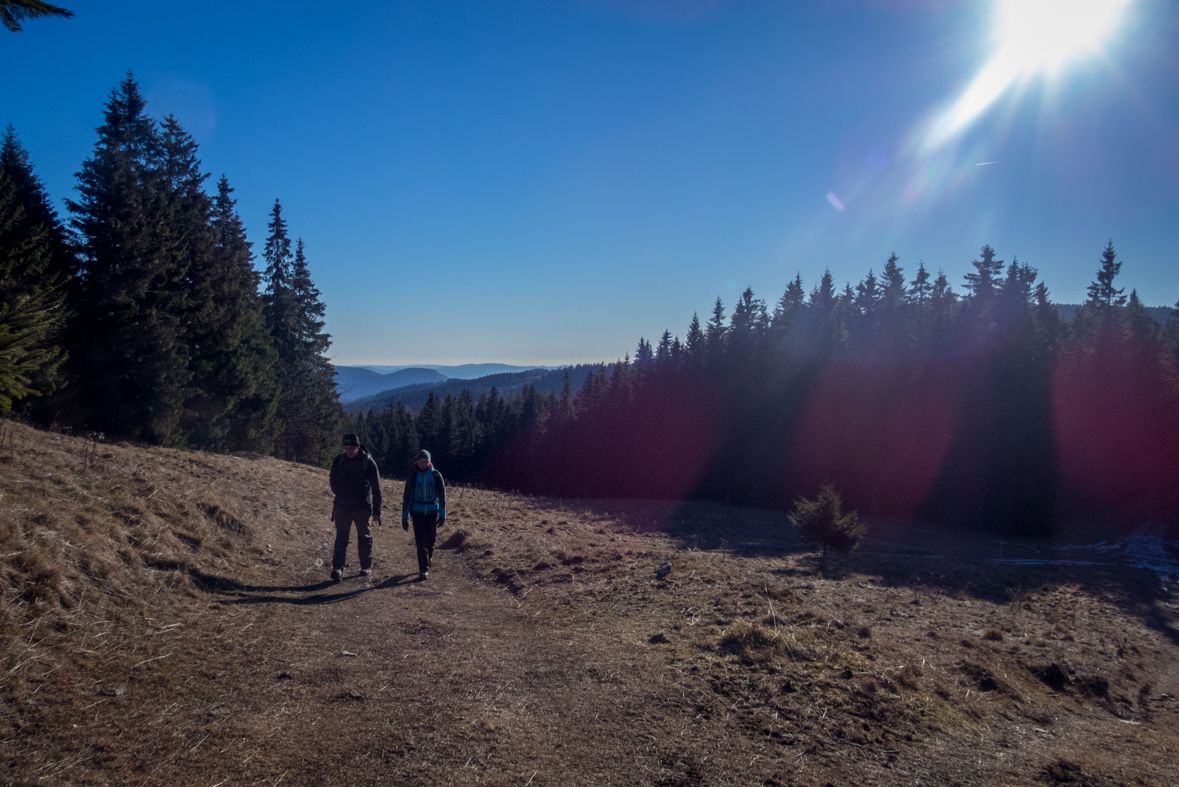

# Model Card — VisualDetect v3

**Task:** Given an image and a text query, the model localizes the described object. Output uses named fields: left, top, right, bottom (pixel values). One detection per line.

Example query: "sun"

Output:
left=919, top=0, right=1132, bottom=154
left=995, top=0, right=1131, bottom=74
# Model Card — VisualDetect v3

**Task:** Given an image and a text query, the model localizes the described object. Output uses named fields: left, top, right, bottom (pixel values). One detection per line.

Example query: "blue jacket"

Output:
left=402, top=466, right=446, bottom=518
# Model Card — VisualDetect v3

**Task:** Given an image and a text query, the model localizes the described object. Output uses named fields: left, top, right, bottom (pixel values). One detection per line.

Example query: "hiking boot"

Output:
left=419, top=571, right=429, bottom=581
left=330, top=568, right=341, bottom=583
left=359, top=568, right=371, bottom=577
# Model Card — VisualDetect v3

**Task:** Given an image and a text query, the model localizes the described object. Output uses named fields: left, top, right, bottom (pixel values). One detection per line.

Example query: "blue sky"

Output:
left=3, top=0, right=1176, bottom=365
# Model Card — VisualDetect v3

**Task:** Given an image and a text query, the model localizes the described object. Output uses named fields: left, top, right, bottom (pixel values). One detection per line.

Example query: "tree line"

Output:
left=347, top=245, right=1179, bottom=533
left=6, top=74, right=1176, bottom=530
left=1, top=74, right=341, bottom=465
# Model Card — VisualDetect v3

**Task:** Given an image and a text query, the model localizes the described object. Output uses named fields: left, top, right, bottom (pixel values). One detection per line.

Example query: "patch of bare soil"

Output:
left=2, top=418, right=1177, bottom=785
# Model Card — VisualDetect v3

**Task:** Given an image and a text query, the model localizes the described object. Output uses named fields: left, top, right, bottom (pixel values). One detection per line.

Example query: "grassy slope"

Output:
left=2, top=417, right=1177, bottom=786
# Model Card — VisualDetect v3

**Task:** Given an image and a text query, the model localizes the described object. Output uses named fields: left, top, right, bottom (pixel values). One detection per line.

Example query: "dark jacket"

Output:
left=402, top=466, right=446, bottom=517
left=330, top=447, right=383, bottom=515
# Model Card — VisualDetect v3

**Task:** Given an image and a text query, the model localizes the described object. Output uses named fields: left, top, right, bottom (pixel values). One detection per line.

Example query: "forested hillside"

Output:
left=347, top=246, right=1179, bottom=534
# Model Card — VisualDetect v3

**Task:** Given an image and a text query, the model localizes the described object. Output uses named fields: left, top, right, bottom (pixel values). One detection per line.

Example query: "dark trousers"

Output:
left=333, top=508, right=373, bottom=571
left=411, top=512, right=438, bottom=574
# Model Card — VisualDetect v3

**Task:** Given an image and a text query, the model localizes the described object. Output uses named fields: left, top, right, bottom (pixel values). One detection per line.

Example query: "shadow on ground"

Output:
left=527, top=496, right=1179, bottom=646
left=153, top=562, right=422, bottom=605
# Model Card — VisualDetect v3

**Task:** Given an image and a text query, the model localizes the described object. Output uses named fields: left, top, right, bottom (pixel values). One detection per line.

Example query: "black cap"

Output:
left=415, top=449, right=431, bottom=462
left=342, top=433, right=360, bottom=447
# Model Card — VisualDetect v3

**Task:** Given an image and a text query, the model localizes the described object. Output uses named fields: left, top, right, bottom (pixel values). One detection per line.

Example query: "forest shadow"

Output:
left=526, top=497, right=1179, bottom=646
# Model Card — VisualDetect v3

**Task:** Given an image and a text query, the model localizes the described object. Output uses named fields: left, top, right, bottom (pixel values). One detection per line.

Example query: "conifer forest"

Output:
left=346, top=244, right=1179, bottom=534
left=1, top=75, right=341, bottom=466
left=4, top=75, right=1178, bottom=535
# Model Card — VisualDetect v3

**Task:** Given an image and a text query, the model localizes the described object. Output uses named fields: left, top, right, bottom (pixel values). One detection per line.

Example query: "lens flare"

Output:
left=920, top=0, right=1131, bottom=154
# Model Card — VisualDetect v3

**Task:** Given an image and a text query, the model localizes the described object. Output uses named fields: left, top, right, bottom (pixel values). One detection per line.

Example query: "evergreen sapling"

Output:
left=789, top=484, right=865, bottom=573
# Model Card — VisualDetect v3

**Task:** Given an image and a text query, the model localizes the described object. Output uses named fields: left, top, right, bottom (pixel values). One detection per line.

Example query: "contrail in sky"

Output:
left=976, top=161, right=999, bottom=166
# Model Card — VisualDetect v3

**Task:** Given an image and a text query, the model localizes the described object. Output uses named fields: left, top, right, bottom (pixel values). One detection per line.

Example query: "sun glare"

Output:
left=997, top=0, right=1130, bottom=72
left=920, top=0, right=1132, bottom=154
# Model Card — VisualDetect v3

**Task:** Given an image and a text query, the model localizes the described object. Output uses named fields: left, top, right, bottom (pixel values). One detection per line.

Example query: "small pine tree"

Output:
left=788, top=484, right=865, bottom=573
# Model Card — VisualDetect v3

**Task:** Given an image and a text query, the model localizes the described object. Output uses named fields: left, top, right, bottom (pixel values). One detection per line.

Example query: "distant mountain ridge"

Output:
left=357, top=363, right=556, bottom=379
left=345, top=365, right=596, bottom=414
left=333, top=366, right=448, bottom=402
left=333, top=363, right=561, bottom=403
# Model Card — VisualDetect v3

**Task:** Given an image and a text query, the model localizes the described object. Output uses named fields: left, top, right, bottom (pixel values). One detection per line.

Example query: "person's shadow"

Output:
left=178, top=566, right=420, bottom=605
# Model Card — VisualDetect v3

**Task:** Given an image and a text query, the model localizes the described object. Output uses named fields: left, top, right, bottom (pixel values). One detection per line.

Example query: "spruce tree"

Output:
left=655, top=330, right=673, bottom=367
left=705, top=297, right=727, bottom=364
left=200, top=176, right=281, bottom=451
left=263, top=214, right=340, bottom=465
left=927, top=270, right=958, bottom=352
left=684, top=312, right=704, bottom=367
left=262, top=199, right=295, bottom=352
left=879, top=253, right=906, bottom=308
left=1085, top=241, right=1127, bottom=315
left=963, top=245, right=1004, bottom=304
left=1, top=128, right=74, bottom=286
left=0, top=131, right=69, bottom=412
left=807, top=269, right=839, bottom=346
left=908, top=261, right=931, bottom=306
left=852, top=269, right=881, bottom=341
left=291, top=237, right=342, bottom=463
left=634, top=337, right=654, bottom=370
left=65, top=74, right=192, bottom=444
left=728, top=287, right=765, bottom=359
left=771, top=274, right=805, bottom=336
left=809, top=270, right=836, bottom=315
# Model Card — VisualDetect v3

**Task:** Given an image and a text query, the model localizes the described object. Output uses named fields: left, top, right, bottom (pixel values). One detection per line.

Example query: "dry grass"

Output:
left=2, top=417, right=1178, bottom=786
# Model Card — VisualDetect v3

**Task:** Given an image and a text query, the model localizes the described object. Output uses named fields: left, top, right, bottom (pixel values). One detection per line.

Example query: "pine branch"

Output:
left=1, top=1, right=74, bottom=33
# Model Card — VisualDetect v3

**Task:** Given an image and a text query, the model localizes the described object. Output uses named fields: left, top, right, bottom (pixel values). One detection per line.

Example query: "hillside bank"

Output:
left=1, top=419, right=1177, bottom=785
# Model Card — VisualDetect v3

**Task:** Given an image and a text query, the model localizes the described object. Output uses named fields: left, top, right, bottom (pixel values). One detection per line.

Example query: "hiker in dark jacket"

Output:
left=401, top=449, right=446, bottom=581
left=328, top=433, right=382, bottom=582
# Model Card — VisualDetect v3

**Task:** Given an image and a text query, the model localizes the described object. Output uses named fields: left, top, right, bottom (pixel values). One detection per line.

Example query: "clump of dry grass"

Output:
left=719, top=618, right=782, bottom=664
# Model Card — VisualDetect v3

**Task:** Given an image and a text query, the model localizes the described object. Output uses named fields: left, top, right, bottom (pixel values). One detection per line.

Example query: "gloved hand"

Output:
left=439, top=508, right=447, bottom=527
left=402, top=514, right=409, bottom=531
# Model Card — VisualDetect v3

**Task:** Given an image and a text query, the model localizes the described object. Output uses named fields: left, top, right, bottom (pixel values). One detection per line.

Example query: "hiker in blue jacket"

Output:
left=328, top=433, right=382, bottom=582
left=401, top=449, right=446, bottom=581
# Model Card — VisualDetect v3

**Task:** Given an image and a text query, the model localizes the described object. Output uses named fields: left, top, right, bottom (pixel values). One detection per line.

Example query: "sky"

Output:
left=3, top=0, right=1177, bottom=366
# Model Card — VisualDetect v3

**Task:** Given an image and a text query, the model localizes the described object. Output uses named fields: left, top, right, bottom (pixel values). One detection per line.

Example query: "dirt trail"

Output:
left=140, top=518, right=750, bottom=787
